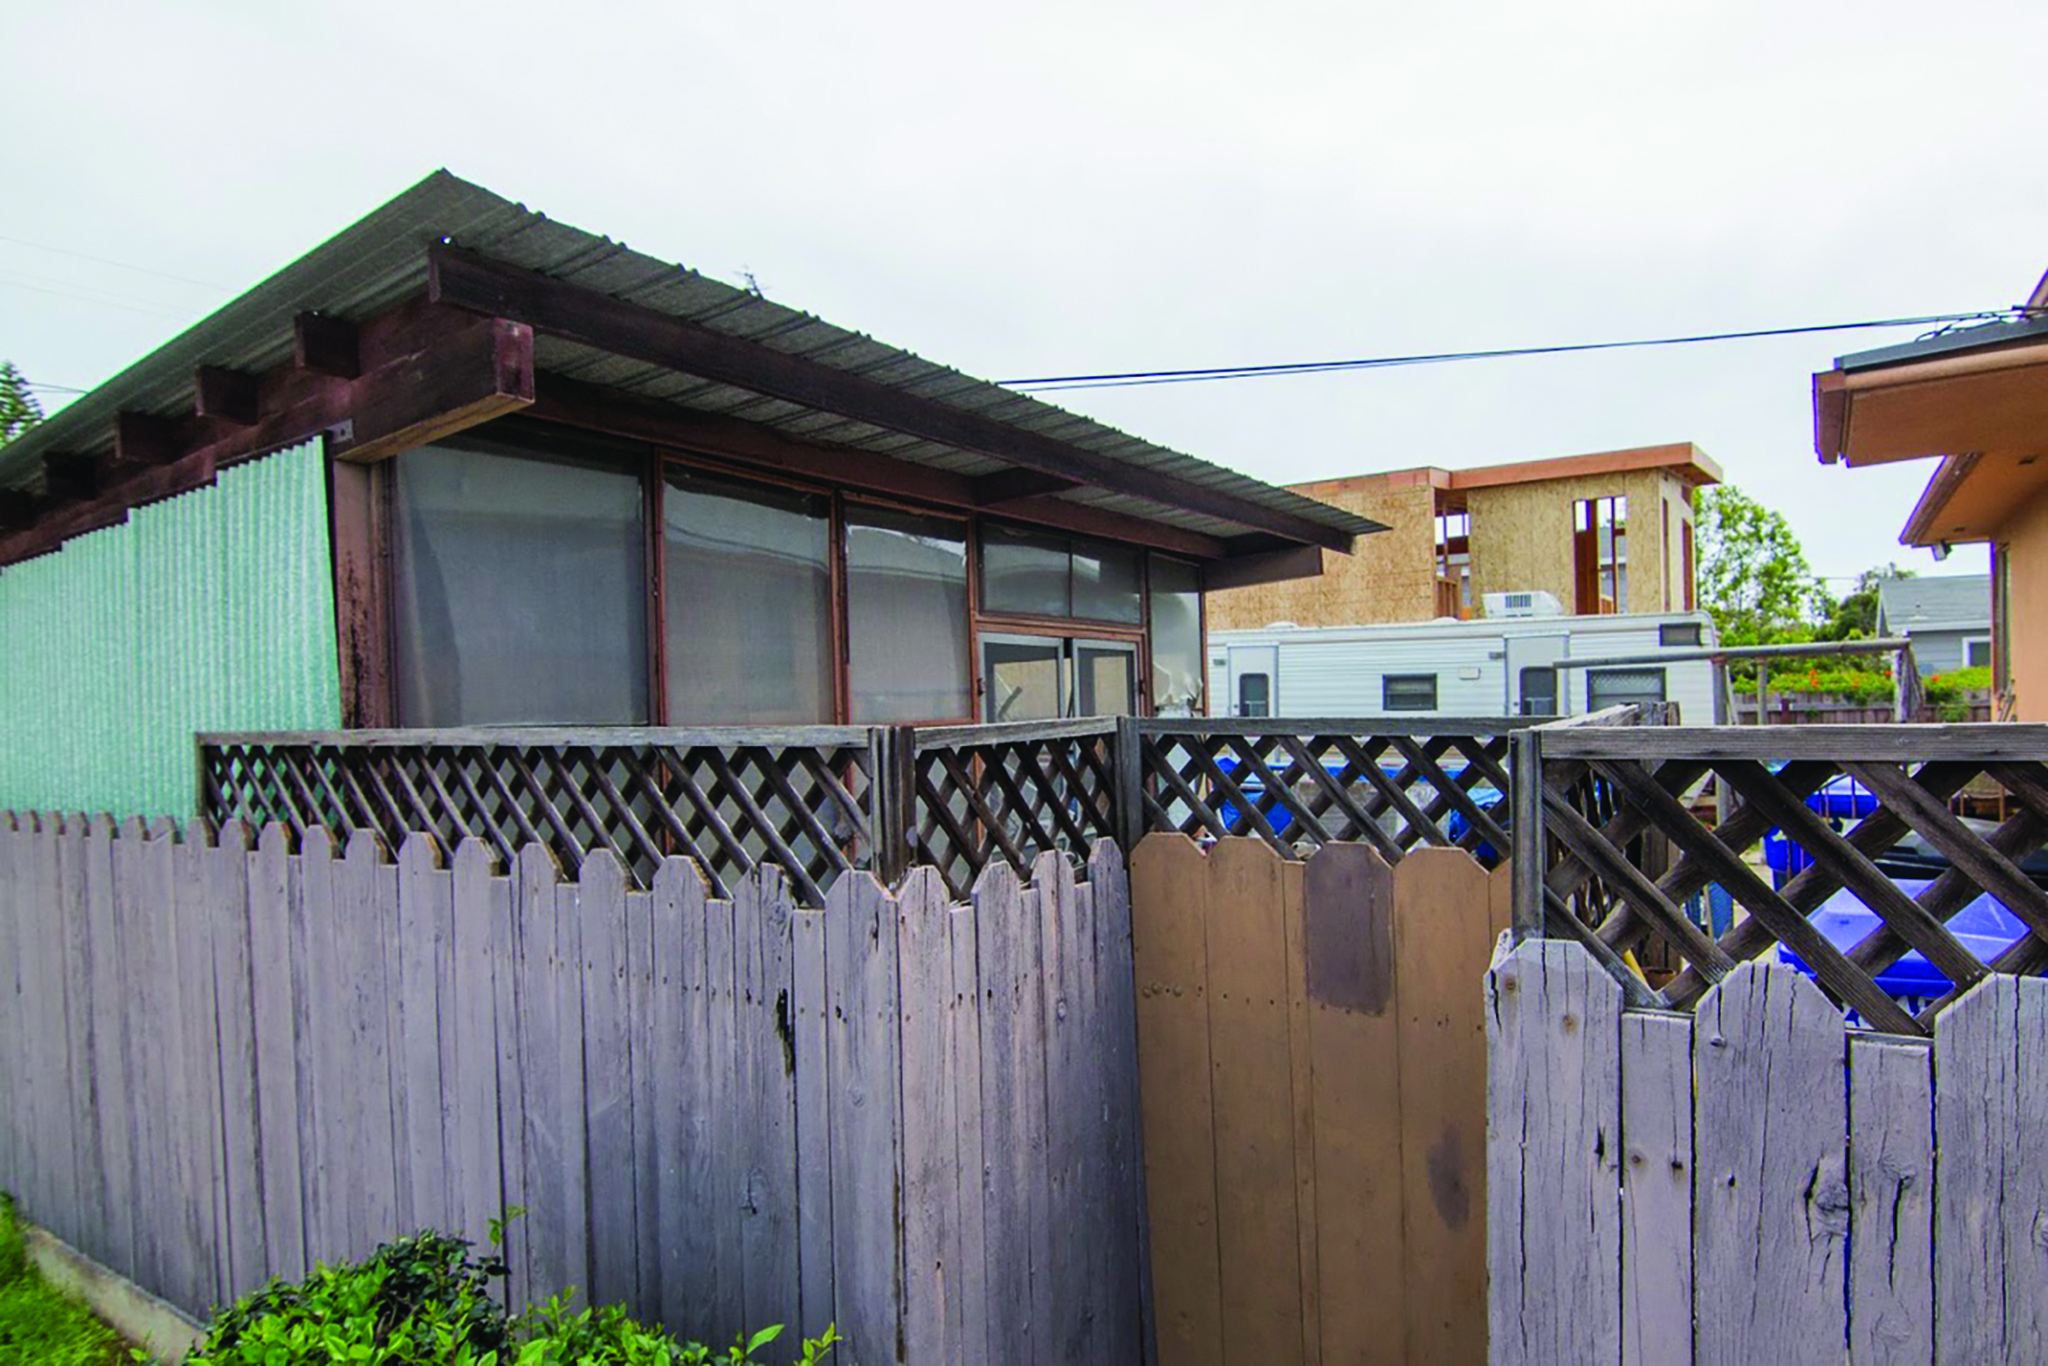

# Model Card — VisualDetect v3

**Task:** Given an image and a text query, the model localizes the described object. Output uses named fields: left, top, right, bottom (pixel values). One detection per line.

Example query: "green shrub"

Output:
left=1925, top=665, right=1993, bottom=704
left=189, top=1224, right=839, bottom=1366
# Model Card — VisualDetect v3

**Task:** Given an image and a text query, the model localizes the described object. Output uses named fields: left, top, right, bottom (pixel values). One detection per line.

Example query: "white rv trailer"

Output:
left=1208, top=597, right=1725, bottom=723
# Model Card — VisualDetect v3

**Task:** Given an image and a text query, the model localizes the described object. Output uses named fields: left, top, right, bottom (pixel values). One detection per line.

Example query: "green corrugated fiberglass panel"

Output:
left=0, top=439, right=342, bottom=819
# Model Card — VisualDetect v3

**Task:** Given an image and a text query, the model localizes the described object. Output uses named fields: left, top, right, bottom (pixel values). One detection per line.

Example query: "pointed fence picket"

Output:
left=1486, top=938, right=2048, bottom=1366
left=0, top=812, right=1147, bottom=1365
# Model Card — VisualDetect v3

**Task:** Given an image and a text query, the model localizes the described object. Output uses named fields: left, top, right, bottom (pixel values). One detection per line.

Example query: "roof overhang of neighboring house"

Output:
left=1814, top=272, right=2048, bottom=547
left=0, top=171, right=1381, bottom=574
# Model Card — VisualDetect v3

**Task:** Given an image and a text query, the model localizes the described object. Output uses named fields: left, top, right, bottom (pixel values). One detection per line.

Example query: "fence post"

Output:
left=1113, top=716, right=1143, bottom=856
left=1511, top=727, right=1547, bottom=941
left=868, top=725, right=917, bottom=888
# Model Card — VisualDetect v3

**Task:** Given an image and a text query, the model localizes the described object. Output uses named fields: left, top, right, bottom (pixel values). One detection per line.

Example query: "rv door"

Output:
left=1505, top=634, right=1569, bottom=717
left=1227, top=644, right=1278, bottom=718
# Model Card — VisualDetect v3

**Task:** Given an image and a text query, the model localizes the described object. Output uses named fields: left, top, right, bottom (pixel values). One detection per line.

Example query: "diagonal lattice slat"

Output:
left=1529, top=722, right=2048, bottom=1036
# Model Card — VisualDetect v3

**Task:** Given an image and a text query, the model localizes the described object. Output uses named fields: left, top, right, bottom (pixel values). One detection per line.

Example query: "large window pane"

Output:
left=1073, top=540, right=1142, bottom=623
left=983, top=636, right=1064, bottom=722
left=393, top=438, right=648, bottom=725
left=847, top=507, right=970, bottom=721
left=1149, top=557, right=1203, bottom=716
left=664, top=469, right=833, bottom=724
left=981, top=524, right=1070, bottom=617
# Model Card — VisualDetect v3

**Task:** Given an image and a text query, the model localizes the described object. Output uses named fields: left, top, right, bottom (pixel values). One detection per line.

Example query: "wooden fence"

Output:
left=1517, top=720, right=2048, bottom=1032
left=203, top=718, right=1550, bottom=909
left=0, top=813, right=1145, bottom=1364
left=1129, top=834, right=1508, bottom=1365
left=1487, top=939, right=2048, bottom=1364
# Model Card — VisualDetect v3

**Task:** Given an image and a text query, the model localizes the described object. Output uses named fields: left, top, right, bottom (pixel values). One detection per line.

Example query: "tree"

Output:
left=1694, top=484, right=1830, bottom=646
left=1820, top=562, right=1914, bottom=641
left=0, top=362, right=43, bottom=446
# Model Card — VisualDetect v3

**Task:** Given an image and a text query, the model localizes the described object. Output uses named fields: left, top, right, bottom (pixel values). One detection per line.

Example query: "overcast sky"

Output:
left=7, top=0, right=2041, bottom=585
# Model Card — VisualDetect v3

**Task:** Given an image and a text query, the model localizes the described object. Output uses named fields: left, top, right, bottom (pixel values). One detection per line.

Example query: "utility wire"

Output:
left=1003, top=307, right=2038, bottom=392
left=0, top=233, right=231, bottom=292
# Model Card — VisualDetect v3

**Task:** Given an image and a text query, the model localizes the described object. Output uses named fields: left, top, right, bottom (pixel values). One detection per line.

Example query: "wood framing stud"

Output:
left=194, top=366, right=261, bottom=426
left=294, top=312, right=361, bottom=379
left=112, top=412, right=178, bottom=467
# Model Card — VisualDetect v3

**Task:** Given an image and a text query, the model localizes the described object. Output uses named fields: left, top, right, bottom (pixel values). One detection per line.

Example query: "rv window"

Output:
left=1237, top=672, right=1271, bottom=718
left=846, top=506, right=971, bottom=722
left=1383, top=674, right=1437, bottom=712
left=1519, top=666, right=1558, bottom=717
left=1659, top=622, right=1702, bottom=648
left=1588, top=667, right=1667, bottom=710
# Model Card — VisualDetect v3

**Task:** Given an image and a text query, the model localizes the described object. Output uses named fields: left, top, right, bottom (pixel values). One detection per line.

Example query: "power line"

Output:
left=1002, top=308, right=2036, bottom=392
left=0, top=233, right=231, bottom=292
left=0, top=276, right=195, bottom=322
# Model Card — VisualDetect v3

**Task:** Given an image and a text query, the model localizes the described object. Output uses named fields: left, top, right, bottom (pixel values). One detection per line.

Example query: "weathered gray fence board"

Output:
left=649, top=856, right=706, bottom=1337
left=900, top=867, right=964, bottom=1366
left=976, top=861, right=1045, bottom=1363
left=1694, top=964, right=1848, bottom=1366
left=56, top=821, right=102, bottom=1262
left=580, top=851, right=640, bottom=1315
left=0, top=817, right=1145, bottom=1363
left=622, top=875, right=661, bottom=1317
left=738, top=868, right=800, bottom=1340
left=829, top=873, right=904, bottom=1366
left=448, top=841, right=506, bottom=1261
left=1486, top=938, right=1623, bottom=1366
left=1935, top=975, right=2048, bottom=1365
left=81, top=818, right=136, bottom=1280
left=1089, top=839, right=1147, bottom=1366
left=208, top=825, right=265, bottom=1297
left=791, top=905, right=836, bottom=1344
left=1619, top=1011, right=1691, bottom=1366
left=704, top=857, right=745, bottom=1340
left=1848, top=1034, right=1933, bottom=1364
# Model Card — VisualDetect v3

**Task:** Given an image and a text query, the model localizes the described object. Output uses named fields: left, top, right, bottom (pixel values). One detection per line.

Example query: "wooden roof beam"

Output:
left=294, top=312, right=360, bottom=378
left=973, top=467, right=1084, bottom=506
left=194, top=366, right=261, bottom=426
left=113, top=412, right=179, bottom=467
left=0, top=490, right=33, bottom=531
left=428, top=245, right=1354, bottom=553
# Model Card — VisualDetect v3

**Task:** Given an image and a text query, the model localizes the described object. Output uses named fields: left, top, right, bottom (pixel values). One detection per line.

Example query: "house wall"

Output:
left=1205, top=478, right=1439, bottom=629
left=0, top=440, right=342, bottom=817
left=1996, top=491, right=2048, bottom=720
left=1467, top=468, right=1681, bottom=613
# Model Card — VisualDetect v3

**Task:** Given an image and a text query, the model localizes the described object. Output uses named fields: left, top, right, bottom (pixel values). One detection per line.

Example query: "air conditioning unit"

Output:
left=1484, top=590, right=1564, bottom=619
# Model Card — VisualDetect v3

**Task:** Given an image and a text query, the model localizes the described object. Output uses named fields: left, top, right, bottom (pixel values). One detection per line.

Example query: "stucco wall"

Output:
left=1996, top=493, right=2048, bottom=720
left=1467, top=468, right=1678, bottom=613
left=1206, top=479, right=1440, bottom=629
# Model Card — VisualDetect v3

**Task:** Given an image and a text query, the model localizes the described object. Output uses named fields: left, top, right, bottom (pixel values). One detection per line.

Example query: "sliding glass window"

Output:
left=391, top=436, right=648, bottom=725
left=981, top=522, right=1142, bottom=625
left=662, top=468, right=835, bottom=725
left=1149, top=556, right=1203, bottom=716
left=846, top=506, right=970, bottom=722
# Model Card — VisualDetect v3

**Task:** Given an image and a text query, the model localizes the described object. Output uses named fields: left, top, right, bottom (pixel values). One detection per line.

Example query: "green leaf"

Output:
left=746, top=1324, right=785, bottom=1353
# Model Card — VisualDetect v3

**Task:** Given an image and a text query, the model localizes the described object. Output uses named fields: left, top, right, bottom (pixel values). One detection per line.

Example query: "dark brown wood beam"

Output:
left=522, top=373, right=1231, bottom=560
left=41, top=457, right=100, bottom=508
left=294, top=312, right=361, bottom=378
left=113, top=412, right=178, bottom=466
left=0, top=490, right=33, bottom=531
left=1203, top=542, right=1327, bottom=591
left=0, top=299, right=530, bottom=567
left=429, top=245, right=1355, bottom=553
left=972, top=467, right=1084, bottom=506
left=194, top=366, right=261, bottom=426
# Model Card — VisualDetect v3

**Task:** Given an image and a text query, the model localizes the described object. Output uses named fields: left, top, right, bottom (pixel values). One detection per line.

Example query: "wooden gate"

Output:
left=1129, top=834, right=1508, bottom=1365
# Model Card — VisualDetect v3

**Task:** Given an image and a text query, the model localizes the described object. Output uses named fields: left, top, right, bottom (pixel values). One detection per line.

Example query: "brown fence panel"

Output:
left=1132, top=832, right=1504, bottom=1365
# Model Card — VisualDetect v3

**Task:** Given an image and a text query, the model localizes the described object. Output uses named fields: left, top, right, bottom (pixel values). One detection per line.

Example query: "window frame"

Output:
left=1659, top=621, right=1703, bottom=648
left=1382, top=673, right=1439, bottom=712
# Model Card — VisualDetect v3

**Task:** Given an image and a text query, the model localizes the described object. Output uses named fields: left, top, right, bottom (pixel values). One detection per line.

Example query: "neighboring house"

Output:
left=1813, top=269, right=2048, bottom=719
left=1206, top=443, right=1721, bottom=630
left=0, top=171, right=1378, bottom=817
left=1874, top=574, right=1992, bottom=677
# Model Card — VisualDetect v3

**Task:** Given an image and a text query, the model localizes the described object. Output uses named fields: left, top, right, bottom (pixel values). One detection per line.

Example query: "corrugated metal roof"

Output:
left=6, top=171, right=1380, bottom=545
